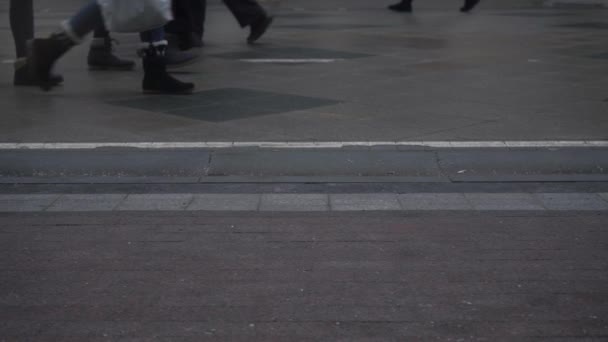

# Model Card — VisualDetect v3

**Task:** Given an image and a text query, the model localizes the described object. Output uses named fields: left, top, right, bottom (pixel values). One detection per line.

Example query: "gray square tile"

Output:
left=398, top=193, right=472, bottom=210
left=275, top=24, right=389, bottom=30
left=330, top=194, right=401, bottom=211
left=48, top=194, right=126, bottom=212
left=536, top=193, right=608, bottom=211
left=213, top=47, right=371, bottom=60
left=112, top=88, right=339, bottom=122
left=260, top=194, right=328, bottom=211
left=589, top=52, right=608, bottom=59
left=118, top=194, right=194, bottom=211
left=560, top=22, right=608, bottom=30
left=465, top=193, right=545, bottom=211
left=0, top=194, right=59, bottom=212
left=188, top=194, right=260, bottom=211
left=109, top=88, right=265, bottom=113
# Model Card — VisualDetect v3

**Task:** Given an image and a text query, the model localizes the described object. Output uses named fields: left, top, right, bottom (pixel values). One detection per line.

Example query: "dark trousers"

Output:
left=165, top=0, right=266, bottom=40
left=223, top=0, right=267, bottom=28
left=165, top=0, right=207, bottom=38
left=9, top=0, right=109, bottom=58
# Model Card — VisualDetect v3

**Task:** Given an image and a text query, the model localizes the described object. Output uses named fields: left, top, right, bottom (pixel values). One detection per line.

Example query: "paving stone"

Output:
left=0, top=194, right=59, bottom=212
left=187, top=194, right=260, bottom=211
left=213, top=47, right=372, bottom=60
left=209, top=150, right=442, bottom=178
left=398, top=193, right=472, bottom=210
left=46, top=194, right=126, bottom=212
left=464, top=193, right=545, bottom=211
left=600, top=193, right=608, bottom=202
left=330, top=194, right=401, bottom=211
left=535, top=193, right=608, bottom=210
left=117, top=194, right=194, bottom=211
left=260, top=194, right=329, bottom=211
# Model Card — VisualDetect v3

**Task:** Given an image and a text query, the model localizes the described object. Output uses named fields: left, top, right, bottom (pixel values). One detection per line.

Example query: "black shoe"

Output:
left=388, top=1, right=412, bottom=12
left=247, top=15, right=274, bottom=44
left=461, top=0, right=480, bottom=12
left=27, top=32, right=75, bottom=91
left=88, top=37, right=136, bottom=71
left=140, top=44, right=195, bottom=95
left=13, top=58, right=63, bottom=87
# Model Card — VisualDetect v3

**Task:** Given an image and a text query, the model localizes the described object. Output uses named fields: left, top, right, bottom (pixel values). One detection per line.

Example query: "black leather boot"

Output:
left=461, top=0, right=480, bottom=12
left=388, top=0, right=413, bottom=12
left=13, top=57, right=63, bottom=87
left=27, top=31, right=75, bottom=91
left=140, top=43, right=195, bottom=95
left=87, top=37, right=135, bottom=70
left=248, top=15, right=274, bottom=44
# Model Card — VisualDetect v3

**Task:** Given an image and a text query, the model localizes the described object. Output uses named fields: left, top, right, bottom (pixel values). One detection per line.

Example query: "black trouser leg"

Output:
left=191, top=0, right=207, bottom=38
left=222, top=0, right=266, bottom=28
left=165, top=0, right=192, bottom=36
left=9, top=0, right=34, bottom=58
left=93, top=27, right=110, bottom=38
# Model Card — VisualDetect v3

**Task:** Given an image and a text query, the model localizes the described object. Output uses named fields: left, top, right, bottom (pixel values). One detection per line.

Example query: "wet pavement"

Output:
left=0, top=0, right=607, bottom=142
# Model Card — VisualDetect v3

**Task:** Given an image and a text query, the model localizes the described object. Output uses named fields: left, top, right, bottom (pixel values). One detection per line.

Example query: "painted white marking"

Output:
left=0, top=141, right=607, bottom=150
left=2, top=59, right=15, bottom=64
left=240, top=58, right=340, bottom=64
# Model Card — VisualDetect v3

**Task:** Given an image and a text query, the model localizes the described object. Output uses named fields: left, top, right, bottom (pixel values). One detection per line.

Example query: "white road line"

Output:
left=240, top=58, right=341, bottom=63
left=0, top=141, right=607, bottom=150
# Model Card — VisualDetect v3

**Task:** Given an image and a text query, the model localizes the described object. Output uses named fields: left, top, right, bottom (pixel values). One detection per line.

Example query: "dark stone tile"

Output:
left=108, top=88, right=268, bottom=113
left=234, top=94, right=340, bottom=112
left=438, top=149, right=608, bottom=182
left=213, top=47, right=372, bottom=60
left=155, top=90, right=340, bottom=122
left=0, top=150, right=210, bottom=177
left=208, top=150, right=443, bottom=178
left=589, top=52, right=608, bottom=59
left=275, top=24, right=391, bottom=30
left=559, top=22, right=608, bottom=30
left=107, top=96, right=198, bottom=112
left=166, top=103, right=273, bottom=122
left=494, top=12, right=576, bottom=17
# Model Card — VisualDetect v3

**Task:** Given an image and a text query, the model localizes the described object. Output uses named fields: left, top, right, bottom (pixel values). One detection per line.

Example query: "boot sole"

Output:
left=88, top=65, right=136, bottom=71
left=143, top=88, right=194, bottom=95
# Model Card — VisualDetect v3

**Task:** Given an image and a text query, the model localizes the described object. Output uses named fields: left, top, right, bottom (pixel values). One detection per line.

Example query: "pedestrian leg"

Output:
left=222, top=0, right=273, bottom=43
left=388, top=0, right=413, bottom=12
left=87, top=27, right=136, bottom=70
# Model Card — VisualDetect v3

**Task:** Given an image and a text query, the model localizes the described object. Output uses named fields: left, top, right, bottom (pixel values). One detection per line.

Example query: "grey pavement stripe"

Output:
left=117, top=194, right=194, bottom=211
left=1, top=140, right=607, bottom=150
left=398, top=193, right=472, bottom=210
left=260, top=194, right=329, bottom=211
left=188, top=194, right=260, bottom=211
left=330, top=194, right=401, bottom=211
left=0, top=194, right=59, bottom=212
left=47, top=194, right=127, bottom=212
left=465, top=193, right=545, bottom=211
left=0, top=193, right=607, bottom=212
left=535, top=193, right=608, bottom=211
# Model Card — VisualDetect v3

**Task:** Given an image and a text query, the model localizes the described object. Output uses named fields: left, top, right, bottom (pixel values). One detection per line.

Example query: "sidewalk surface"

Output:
left=0, top=0, right=607, bottom=142
left=2, top=212, right=608, bottom=341
left=1, top=1, right=608, bottom=341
